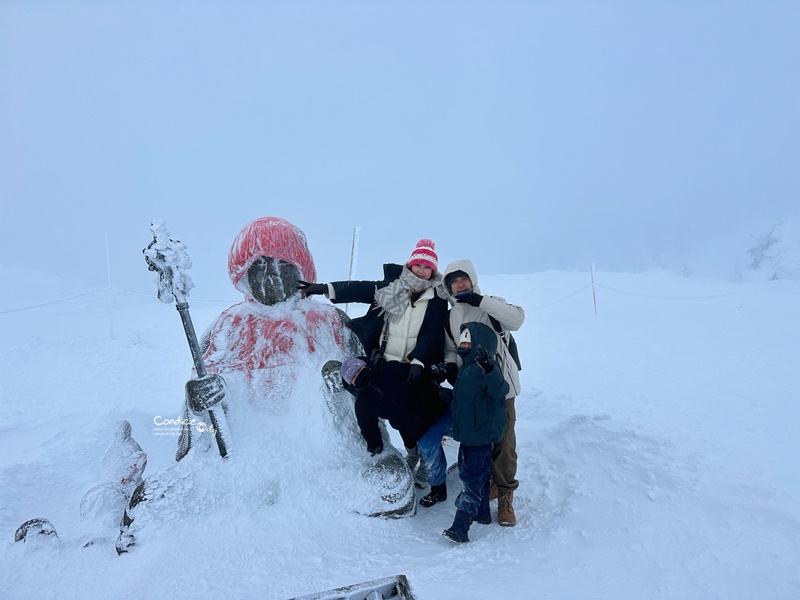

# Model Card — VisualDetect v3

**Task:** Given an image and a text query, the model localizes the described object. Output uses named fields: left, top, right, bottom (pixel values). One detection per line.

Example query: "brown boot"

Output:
left=498, top=491, right=516, bottom=527
left=489, top=480, right=498, bottom=502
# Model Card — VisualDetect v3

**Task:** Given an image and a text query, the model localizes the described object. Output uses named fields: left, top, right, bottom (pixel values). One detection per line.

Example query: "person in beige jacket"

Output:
left=443, top=258, right=524, bottom=526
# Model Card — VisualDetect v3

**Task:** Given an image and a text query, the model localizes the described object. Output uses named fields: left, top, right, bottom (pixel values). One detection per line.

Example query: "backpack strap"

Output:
left=444, top=318, right=455, bottom=344
left=487, top=315, right=504, bottom=335
left=487, top=315, right=522, bottom=371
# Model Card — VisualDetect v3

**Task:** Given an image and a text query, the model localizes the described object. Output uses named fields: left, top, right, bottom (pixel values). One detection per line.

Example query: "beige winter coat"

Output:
left=443, top=259, right=524, bottom=399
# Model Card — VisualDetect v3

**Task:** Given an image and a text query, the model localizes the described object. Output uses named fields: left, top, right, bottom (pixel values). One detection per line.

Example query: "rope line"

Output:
left=0, top=293, right=87, bottom=314
left=595, top=283, right=738, bottom=300
left=529, top=285, right=592, bottom=310
left=1, top=278, right=778, bottom=315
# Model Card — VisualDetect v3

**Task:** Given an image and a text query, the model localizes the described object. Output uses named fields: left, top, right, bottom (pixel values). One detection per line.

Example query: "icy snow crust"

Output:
left=1, top=267, right=799, bottom=599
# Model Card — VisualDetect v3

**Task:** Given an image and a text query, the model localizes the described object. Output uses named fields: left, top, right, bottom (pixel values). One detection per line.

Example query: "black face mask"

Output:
left=457, top=345, right=472, bottom=360
left=247, top=257, right=301, bottom=305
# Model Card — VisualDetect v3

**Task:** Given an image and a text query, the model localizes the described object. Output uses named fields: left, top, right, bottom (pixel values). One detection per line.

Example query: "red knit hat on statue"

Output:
left=407, top=238, right=439, bottom=271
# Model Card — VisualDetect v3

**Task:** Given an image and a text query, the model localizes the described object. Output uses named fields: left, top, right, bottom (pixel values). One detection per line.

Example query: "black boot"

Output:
left=419, top=483, right=447, bottom=508
left=442, top=509, right=471, bottom=543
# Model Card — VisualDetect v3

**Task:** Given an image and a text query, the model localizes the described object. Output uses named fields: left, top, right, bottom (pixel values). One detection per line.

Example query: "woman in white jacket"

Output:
left=298, top=239, right=449, bottom=483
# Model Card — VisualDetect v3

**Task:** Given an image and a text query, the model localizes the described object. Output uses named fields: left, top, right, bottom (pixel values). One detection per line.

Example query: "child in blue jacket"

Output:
left=443, top=321, right=510, bottom=543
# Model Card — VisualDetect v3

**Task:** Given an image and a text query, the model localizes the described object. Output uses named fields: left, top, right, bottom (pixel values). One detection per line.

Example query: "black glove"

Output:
left=407, top=363, right=425, bottom=384
left=296, top=280, right=328, bottom=297
left=185, top=374, right=226, bottom=412
left=429, top=362, right=448, bottom=384
left=475, top=344, right=493, bottom=373
left=453, top=289, right=483, bottom=307
left=445, top=362, right=458, bottom=386
left=369, top=348, right=386, bottom=367
left=367, top=441, right=384, bottom=456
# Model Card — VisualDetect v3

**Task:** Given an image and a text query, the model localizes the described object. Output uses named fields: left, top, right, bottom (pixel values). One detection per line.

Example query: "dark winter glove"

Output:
left=296, top=280, right=328, bottom=297
left=475, top=344, right=493, bottom=374
left=369, top=348, right=386, bottom=367
left=428, top=362, right=448, bottom=384
left=185, top=374, right=226, bottom=412
left=367, top=441, right=384, bottom=456
left=407, top=363, right=425, bottom=384
left=453, top=289, right=483, bottom=307
left=445, top=362, right=458, bottom=386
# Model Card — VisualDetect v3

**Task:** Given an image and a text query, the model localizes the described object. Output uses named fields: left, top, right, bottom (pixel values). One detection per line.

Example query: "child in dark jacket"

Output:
left=443, top=321, right=510, bottom=543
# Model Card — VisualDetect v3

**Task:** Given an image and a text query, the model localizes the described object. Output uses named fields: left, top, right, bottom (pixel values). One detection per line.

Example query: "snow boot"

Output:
left=498, top=491, right=516, bottom=527
left=420, top=483, right=447, bottom=508
left=442, top=510, right=471, bottom=543
left=489, top=479, right=498, bottom=501
left=404, top=446, right=429, bottom=489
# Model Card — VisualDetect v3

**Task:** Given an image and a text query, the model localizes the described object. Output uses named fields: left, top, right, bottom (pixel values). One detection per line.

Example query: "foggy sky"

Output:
left=2, top=1, right=798, bottom=300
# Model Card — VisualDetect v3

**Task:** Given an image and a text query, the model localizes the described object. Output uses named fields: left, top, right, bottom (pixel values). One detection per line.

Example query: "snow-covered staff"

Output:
left=143, top=220, right=230, bottom=458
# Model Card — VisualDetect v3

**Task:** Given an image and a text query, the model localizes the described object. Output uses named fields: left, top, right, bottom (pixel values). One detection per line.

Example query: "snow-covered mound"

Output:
left=1, top=266, right=798, bottom=599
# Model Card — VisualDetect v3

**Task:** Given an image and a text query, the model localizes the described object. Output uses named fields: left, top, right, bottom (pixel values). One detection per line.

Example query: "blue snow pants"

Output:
left=454, top=443, right=492, bottom=517
left=416, top=405, right=454, bottom=487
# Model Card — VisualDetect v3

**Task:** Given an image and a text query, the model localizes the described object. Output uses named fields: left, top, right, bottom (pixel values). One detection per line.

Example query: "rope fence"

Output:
left=0, top=293, right=88, bottom=314
left=0, top=288, right=236, bottom=315
left=0, top=274, right=783, bottom=317
left=595, top=283, right=738, bottom=301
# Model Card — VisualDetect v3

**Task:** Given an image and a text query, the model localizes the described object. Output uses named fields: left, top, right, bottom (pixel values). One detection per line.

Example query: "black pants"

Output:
left=353, top=361, right=441, bottom=450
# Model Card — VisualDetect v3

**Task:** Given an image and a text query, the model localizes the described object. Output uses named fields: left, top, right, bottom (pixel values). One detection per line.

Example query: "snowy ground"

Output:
left=1, top=265, right=798, bottom=599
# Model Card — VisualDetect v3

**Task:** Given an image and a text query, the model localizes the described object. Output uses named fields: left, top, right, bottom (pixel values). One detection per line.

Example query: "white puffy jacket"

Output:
left=444, top=259, right=524, bottom=399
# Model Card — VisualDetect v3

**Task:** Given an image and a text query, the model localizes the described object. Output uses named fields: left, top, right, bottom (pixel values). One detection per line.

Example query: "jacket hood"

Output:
left=443, top=258, right=481, bottom=299
left=459, top=321, right=498, bottom=360
left=228, top=217, right=317, bottom=297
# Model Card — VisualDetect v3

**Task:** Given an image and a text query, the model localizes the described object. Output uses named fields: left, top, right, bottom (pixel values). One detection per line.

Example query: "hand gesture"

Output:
left=453, top=289, right=483, bottom=306
left=475, top=344, right=493, bottom=373
left=296, top=280, right=328, bottom=297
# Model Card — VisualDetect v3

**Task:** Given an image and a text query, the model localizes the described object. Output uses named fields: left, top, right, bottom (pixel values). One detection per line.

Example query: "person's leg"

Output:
left=491, top=397, right=518, bottom=526
left=490, top=397, right=518, bottom=492
left=400, top=432, right=428, bottom=489
left=399, top=430, right=418, bottom=450
left=444, top=443, right=491, bottom=543
left=474, top=465, right=492, bottom=524
left=354, top=396, right=383, bottom=454
left=416, top=406, right=453, bottom=487
left=454, top=444, right=492, bottom=518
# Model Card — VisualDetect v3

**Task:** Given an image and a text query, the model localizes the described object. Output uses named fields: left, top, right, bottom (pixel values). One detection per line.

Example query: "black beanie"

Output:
left=445, top=270, right=469, bottom=290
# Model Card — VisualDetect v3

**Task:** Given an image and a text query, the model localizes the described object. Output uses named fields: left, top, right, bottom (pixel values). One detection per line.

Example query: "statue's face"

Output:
left=247, top=257, right=301, bottom=305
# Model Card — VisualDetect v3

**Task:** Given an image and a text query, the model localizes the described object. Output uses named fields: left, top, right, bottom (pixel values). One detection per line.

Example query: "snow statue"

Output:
left=78, top=420, right=148, bottom=547
left=101, top=420, right=148, bottom=492
left=116, top=217, right=415, bottom=554
left=14, top=421, right=147, bottom=549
